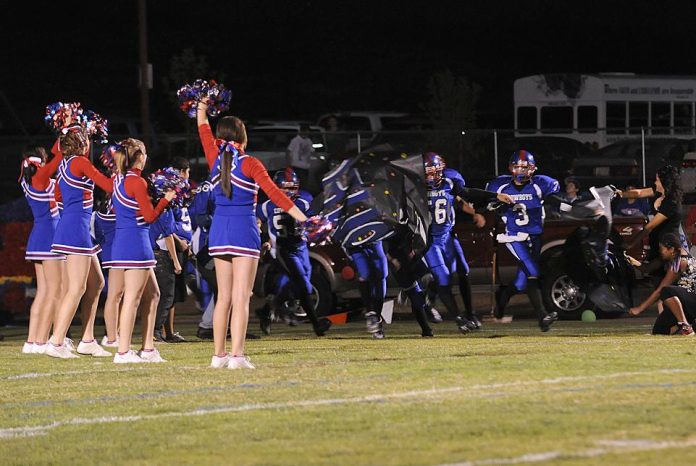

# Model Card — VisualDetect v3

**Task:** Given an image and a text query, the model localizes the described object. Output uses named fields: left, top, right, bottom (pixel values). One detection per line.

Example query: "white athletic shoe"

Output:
left=210, top=354, right=230, bottom=369
left=76, top=340, right=112, bottom=357
left=227, top=356, right=256, bottom=370
left=22, top=342, right=34, bottom=354
left=32, top=343, right=48, bottom=354
left=113, top=350, right=144, bottom=364
left=63, top=338, right=76, bottom=352
left=100, top=335, right=120, bottom=348
left=138, top=348, right=166, bottom=363
left=45, top=342, right=80, bottom=359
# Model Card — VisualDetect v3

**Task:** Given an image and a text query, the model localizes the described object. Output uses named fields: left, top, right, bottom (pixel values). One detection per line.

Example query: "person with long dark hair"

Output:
left=628, top=233, right=696, bottom=335
left=623, top=165, right=688, bottom=274
left=46, top=126, right=113, bottom=359
left=197, top=102, right=307, bottom=369
left=19, top=142, right=65, bottom=354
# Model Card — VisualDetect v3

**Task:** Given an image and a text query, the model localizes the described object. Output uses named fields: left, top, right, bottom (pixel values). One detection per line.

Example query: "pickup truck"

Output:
left=296, top=208, right=648, bottom=320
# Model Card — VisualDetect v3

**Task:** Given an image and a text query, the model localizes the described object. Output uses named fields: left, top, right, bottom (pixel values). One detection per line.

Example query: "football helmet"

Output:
left=424, top=152, right=446, bottom=188
left=509, top=150, right=537, bottom=183
left=273, top=168, right=300, bottom=198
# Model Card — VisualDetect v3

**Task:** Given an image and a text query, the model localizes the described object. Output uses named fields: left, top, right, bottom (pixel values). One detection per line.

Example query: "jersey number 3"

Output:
left=514, top=203, right=529, bottom=226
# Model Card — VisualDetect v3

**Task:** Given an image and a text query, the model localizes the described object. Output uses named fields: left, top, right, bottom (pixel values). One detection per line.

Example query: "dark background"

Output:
left=1, top=0, right=696, bottom=134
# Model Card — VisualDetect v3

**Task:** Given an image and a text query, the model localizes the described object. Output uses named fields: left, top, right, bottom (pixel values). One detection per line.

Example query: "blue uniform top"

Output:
left=257, top=190, right=313, bottom=251
left=173, top=207, right=193, bottom=242
left=428, top=168, right=466, bottom=237
left=21, top=178, right=59, bottom=223
left=149, top=209, right=176, bottom=249
left=189, top=180, right=215, bottom=232
left=486, top=174, right=560, bottom=235
left=57, top=157, right=95, bottom=214
left=210, top=149, right=259, bottom=216
left=94, top=204, right=116, bottom=246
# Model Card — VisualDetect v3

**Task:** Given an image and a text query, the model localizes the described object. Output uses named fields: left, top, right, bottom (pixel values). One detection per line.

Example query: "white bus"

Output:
left=514, top=73, right=696, bottom=147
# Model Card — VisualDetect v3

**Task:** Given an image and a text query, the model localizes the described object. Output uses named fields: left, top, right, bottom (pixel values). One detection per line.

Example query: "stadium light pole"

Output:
left=138, top=0, right=151, bottom=149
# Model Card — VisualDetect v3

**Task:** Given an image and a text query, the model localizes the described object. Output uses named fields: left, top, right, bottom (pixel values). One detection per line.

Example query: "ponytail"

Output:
left=19, top=147, right=48, bottom=184
left=115, top=138, right=146, bottom=174
left=215, top=116, right=247, bottom=200
left=221, top=149, right=232, bottom=199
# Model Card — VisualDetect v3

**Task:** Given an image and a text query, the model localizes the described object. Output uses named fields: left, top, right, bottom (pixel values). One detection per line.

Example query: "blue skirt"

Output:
left=51, top=211, right=101, bottom=256
left=99, top=233, right=116, bottom=268
left=26, top=218, right=64, bottom=261
left=208, top=214, right=261, bottom=259
left=109, top=227, right=155, bottom=269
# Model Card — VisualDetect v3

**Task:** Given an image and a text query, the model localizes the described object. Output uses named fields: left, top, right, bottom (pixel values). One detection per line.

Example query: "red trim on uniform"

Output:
left=69, top=156, right=113, bottom=193
left=241, top=157, right=295, bottom=212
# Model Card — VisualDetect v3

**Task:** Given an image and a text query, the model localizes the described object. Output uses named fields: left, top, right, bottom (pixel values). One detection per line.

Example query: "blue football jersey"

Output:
left=173, top=207, right=193, bottom=242
left=257, top=190, right=313, bottom=248
left=428, top=168, right=466, bottom=237
left=486, top=174, right=560, bottom=235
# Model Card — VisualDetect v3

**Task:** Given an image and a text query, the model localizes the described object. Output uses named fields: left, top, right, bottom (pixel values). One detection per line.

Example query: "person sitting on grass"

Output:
left=627, top=233, right=696, bottom=335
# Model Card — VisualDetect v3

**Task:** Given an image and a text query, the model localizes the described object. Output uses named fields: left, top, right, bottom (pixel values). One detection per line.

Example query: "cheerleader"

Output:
left=95, top=160, right=123, bottom=348
left=197, top=102, right=308, bottom=369
left=20, top=142, right=65, bottom=354
left=110, top=139, right=174, bottom=363
left=46, top=126, right=113, bottom=358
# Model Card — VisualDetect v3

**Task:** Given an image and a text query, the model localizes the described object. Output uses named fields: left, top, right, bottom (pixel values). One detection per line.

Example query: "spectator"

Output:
left=562, top=176, right=590, bottom=204
left=627, top=233, right=695, bottom=335
left=322, top=115, right=349, bottom=160
left=286, top=124, right=314, bottom=187
left=614, top=184, right=651, bottom=218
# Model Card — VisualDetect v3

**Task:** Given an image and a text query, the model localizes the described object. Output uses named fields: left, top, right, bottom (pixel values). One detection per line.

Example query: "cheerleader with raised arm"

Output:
left=110, top=139, right=174, bottom=363
left=19, top=141, right=65, bottom=354
left=197, top=102, right=307, bottom=369
left=46, top=126, right=114, bottom=358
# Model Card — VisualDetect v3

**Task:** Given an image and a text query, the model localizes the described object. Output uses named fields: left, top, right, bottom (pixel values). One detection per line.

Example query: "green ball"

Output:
left=581, top=310, right=597, bottom=322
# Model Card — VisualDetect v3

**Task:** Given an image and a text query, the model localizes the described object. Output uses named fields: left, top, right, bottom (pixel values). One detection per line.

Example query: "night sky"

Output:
left=2, top=0, right=696, bottom=134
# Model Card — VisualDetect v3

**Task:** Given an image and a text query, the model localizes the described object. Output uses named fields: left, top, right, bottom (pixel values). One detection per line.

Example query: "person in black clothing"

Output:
left=622, top=165, right=688, bottom=277
left=627, top=233, right=696, bottom=335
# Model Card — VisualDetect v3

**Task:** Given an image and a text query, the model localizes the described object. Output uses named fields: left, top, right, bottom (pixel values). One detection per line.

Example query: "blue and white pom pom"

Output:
left=177, top=79, right=232, bottom=118
left=148, top=167, right=192, bottom=209
left=78, top=110, right=109, bottom=144
left=301, top=215, right=334, bottom=246
left=45, top=102, right=82, bottom=133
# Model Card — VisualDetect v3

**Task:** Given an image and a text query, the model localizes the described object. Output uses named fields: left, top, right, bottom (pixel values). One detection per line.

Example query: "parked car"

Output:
left=316, top=111, right=409, bottom=153
left=593, top=137, right=696, bottom=188
left=680, top=151, right=696, bottom=199
left=569, top=157, right=640, bottom=189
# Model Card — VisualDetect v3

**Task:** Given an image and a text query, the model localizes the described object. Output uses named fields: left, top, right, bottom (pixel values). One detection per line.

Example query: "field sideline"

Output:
left=1, top=317, right=696, bottom=465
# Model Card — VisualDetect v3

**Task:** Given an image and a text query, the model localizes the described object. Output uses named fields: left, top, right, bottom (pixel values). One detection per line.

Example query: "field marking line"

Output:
left=1, top=365, right=205, bottom=381
left=439, top=437, right=696, bottom=465
left=1, top=368, right=695, bottom=439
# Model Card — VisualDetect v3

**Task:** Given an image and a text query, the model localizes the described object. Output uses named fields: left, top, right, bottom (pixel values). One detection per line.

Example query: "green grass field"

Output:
left=1, top=317, right=696, bottom=465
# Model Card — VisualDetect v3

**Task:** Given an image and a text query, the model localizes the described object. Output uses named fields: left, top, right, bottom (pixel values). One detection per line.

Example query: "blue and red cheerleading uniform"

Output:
left=94, top=177, right=121, bottom=268
left=21, top=142, right=64, bottom=261
left=109, top=169, right=170, bottom=269
left=198, top=123, right=295, bottom=259
left=51, top=154, right=113, bottom=256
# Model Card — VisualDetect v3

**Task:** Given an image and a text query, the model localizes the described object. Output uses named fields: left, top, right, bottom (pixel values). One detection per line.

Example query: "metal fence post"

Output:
left=493, top=129, right=499, bottom=176
left=357, top=132, right=361, bottom=153
left=641, top=127, right=646, bottom=186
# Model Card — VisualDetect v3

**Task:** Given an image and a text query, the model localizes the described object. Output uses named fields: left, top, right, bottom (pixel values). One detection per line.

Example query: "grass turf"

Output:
left=1, top=317, right=696, bottom=465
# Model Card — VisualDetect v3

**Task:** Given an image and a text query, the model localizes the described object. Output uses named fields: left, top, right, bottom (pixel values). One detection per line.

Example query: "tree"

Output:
left=422, top=69, right=482, bottom=172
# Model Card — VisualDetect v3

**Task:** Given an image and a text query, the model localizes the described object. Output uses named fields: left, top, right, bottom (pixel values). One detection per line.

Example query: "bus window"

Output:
left=517, top=106, right=537, bottom=132
left=674, top=102, right=694, bottom=135
left=651, top=102, right=670, bottom=135
left=540, top=106, right=572, bottom=133
left=578, top=106, right=598, bottom=133
left=629, top=102, right=648, bottom=134
left=607, top=102, right=627, bottom=135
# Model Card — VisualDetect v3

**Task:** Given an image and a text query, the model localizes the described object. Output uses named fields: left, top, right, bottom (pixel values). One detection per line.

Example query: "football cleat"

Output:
left=539, top=311, right=559, bottom=332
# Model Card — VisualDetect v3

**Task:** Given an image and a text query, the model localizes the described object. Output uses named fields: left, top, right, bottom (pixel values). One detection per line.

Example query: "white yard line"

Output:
left=439, top=438, right=696, bottom=465
left=1, top=368, right=695, bottom=439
